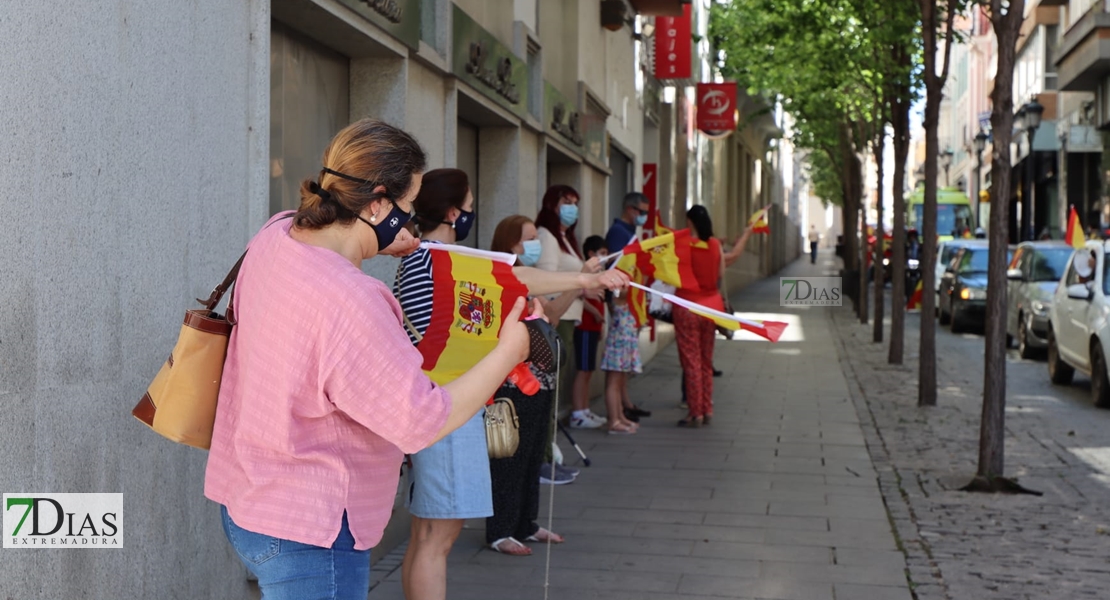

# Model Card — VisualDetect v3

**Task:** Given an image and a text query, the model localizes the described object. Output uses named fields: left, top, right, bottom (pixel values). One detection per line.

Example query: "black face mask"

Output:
left=358, top=202, right=412, bottom=252
left=453, top=209, right=474, bottom=242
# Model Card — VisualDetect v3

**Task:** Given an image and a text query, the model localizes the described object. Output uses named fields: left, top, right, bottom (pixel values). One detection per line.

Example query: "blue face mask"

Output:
left=559, top=204, right=579, bottom=227
left=634, top=214, right=648, bottom=227
left=453, top=209, right=474, bottom=242
left=519, top=239, right=542, bottom=266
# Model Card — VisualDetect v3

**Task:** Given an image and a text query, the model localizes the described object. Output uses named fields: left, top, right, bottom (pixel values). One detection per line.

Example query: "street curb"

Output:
left=828, top=307, right=952, bottom=600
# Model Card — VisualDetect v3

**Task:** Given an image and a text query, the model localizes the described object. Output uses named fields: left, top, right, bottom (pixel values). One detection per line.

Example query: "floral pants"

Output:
left=673, top=304, right=716, bottom=417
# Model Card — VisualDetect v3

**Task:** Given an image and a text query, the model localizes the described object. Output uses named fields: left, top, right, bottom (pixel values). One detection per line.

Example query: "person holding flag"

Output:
left=395, top=176, right=627, bottom=592
left=481, top=215, right=626, bottom=557
left=602, top=192, right=654, bottom=428
left=205, top=119, right=543, bottom=599
left=675, top=206, right=755, bottom=428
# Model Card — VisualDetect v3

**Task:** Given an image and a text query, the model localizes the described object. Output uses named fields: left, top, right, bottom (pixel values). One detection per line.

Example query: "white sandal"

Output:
left=489, top=537, right=532, bottom=555
left=525, top=527, right=565, bottom=544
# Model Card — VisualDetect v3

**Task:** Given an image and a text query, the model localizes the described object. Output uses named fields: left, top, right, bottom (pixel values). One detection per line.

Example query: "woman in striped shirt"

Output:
left=394, top=170, right=628, bottom=599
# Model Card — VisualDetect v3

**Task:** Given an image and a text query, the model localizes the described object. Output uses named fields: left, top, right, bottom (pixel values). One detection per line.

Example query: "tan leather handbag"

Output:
left=131, top=255, right=246, bottom=449
left=132, top=215, right=290, bottom=449
left=484, top=397, right=520, bottom=459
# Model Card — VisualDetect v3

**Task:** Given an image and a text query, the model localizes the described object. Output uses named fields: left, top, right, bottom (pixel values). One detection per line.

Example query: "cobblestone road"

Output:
left=832, top=298, right=1110, bottom=600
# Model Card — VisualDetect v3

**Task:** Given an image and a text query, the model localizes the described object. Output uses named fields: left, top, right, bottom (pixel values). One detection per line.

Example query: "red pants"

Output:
left=673, top=305, right=716, bottom=417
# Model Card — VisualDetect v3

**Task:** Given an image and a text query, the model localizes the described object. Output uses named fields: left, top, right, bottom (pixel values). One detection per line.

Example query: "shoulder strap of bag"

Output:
left=402, top=311, right=424, bottom=343
left=197, top=213, right=295, bottom=318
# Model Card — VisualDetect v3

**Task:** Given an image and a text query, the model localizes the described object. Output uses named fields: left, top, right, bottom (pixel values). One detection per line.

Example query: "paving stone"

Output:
left=832, top=583, right=913, bottom=600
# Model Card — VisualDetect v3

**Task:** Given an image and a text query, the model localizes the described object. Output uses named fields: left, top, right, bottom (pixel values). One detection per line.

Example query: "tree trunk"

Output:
left=839, top=126, right=862, bottom=314
left=860, top=203, right=869, bottom=324
left=888, top=45, right=912, bottom=365
left=917, top=0, right=958, bottom=407
left=977, top=0, right=1026, bottom=482
left=874, top=131, right=886, bottom=342
left=917, top=4, right=938, bottom=406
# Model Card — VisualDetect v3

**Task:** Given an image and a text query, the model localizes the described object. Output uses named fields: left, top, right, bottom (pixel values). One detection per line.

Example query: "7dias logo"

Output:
left=4, top=493, right=122, bottom=548
left=781, top=277, right=842, bottom=306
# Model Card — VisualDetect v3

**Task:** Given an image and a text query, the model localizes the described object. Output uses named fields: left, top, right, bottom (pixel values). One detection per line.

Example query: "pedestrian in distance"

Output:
left=675, top=206, right=754, bottom=427
left=395, top=175, right=627, bottom=597
left=204, top=119, right=539, bottom=600
left=809, top=225, right=820, bottom=264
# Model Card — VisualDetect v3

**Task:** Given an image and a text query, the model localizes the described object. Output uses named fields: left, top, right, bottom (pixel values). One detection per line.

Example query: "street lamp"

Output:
left=974, top=129, right=989, bottom=229
left=939, top=148, right=954, bottom=187
left=1022, top=98, right=1044, bottom=241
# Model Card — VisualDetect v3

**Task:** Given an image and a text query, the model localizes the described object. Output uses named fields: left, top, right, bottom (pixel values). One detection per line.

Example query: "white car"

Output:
left=1046, top=240, right=1110, bottom=407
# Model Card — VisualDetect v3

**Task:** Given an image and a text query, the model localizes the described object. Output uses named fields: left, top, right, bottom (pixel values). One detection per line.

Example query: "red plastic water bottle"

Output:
left=507, top=362, right=540, bottom=395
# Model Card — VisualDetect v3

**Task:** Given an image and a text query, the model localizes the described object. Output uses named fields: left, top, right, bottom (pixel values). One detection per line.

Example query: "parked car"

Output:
left=935, top=239, right=978, bottom=295
left=938, top=242, right=1013, bottom=333
left=1006, top=241, right=1074, bottom=359
left=1047, top=241, right=1110, bottom=407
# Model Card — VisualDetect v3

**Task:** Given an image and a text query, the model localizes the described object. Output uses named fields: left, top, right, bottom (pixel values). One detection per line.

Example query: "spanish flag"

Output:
left=907, top=279, right=923, bottom=311
left=612, top=252, right=650, bottom=327
left=748, top=205, right=771, bottom=234
left=629, top=283, right=788, bottom=342
left=620, top=228, right=701, bottom=291
left=1066, top=206, right=1087, bottom=249
left=418, top=245, right=528, bottom=385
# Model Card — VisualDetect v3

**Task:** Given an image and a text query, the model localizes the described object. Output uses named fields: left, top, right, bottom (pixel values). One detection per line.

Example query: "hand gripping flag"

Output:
left=1066, top=206, right=1087, bottom=249
left=629, top=282, right=788, bottom=342
left=907, top=279, right=924, bottom=311
left=747, top=205, right=771, bottom=234
left=619, top=228, right=700, bottom=291
left=417, top=244, right=529, bottom=385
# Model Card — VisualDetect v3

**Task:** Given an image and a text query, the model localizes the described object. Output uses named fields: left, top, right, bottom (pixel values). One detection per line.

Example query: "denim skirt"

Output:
left=407, top=410, right=493, bottom=519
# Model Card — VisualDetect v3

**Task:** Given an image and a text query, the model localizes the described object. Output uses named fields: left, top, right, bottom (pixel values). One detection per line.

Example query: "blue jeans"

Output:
left=220, top=506, right=370, bottom=600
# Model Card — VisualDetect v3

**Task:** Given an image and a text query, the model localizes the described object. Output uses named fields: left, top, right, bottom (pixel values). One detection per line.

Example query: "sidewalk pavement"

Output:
left=369, top=252, right=912, bottom=600
left=831, top=287, right=1110, bottom=600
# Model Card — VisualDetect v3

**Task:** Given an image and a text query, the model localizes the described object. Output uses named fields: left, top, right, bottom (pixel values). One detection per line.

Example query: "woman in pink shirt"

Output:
left=204, top=119, right=535, bottom=599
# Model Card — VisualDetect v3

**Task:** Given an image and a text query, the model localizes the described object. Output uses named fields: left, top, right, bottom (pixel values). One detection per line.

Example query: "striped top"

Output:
left=393, top=243, right=437, bottom=343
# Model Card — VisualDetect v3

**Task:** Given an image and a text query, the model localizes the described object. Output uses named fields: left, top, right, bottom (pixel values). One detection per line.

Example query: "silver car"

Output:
left=1006, top=241, right=1074, bottom=358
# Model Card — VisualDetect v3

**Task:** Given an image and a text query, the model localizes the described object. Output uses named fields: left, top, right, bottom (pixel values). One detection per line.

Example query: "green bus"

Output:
left=907, top=186, right=974, bottom=241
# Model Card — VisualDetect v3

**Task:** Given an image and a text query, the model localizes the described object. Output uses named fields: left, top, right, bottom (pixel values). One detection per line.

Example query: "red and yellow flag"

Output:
left=620, top=228, right=700, bottom=291
left=1066, top=206, right=1087, bottom=249
left=612, top=252, right=650, bottom=327
left=629, top=283, right=788, bottom=342
left=748, top=205, right=771, bottom=234
left=418, top=246, right=528, bottom=385
left=907, top=279, right=923, bottom=311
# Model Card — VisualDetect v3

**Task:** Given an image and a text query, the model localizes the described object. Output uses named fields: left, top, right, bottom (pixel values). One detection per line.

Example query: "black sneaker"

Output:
left=622, top=408, right=640, bottom=423
left=712, top=368, right=723, bottom=378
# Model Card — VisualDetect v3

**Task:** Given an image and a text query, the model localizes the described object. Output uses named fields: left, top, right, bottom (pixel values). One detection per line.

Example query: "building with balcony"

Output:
left=1055, top=0, right=1109, bottom=234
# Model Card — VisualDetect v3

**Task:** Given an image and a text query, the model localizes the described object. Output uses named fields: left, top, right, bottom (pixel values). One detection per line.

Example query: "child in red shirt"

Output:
left=570, top=236, right=608, bottom=429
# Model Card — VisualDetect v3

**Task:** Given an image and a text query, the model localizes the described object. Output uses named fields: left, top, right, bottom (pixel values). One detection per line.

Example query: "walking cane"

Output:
left=557, top=422, right=592, bottom=467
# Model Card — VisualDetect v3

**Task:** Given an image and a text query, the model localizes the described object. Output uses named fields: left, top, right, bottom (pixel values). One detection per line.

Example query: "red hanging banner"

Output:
left=696, top=82, right=738, bottom=135
left=654, top=4, right=692, bottom=80
left=642, top=163, right=658, bottom=234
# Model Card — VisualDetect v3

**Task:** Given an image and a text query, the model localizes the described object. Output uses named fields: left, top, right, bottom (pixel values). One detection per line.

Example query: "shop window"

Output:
left=269, top=23, right=350, bottom=215
left=609, top=147, right=633, bottom=222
